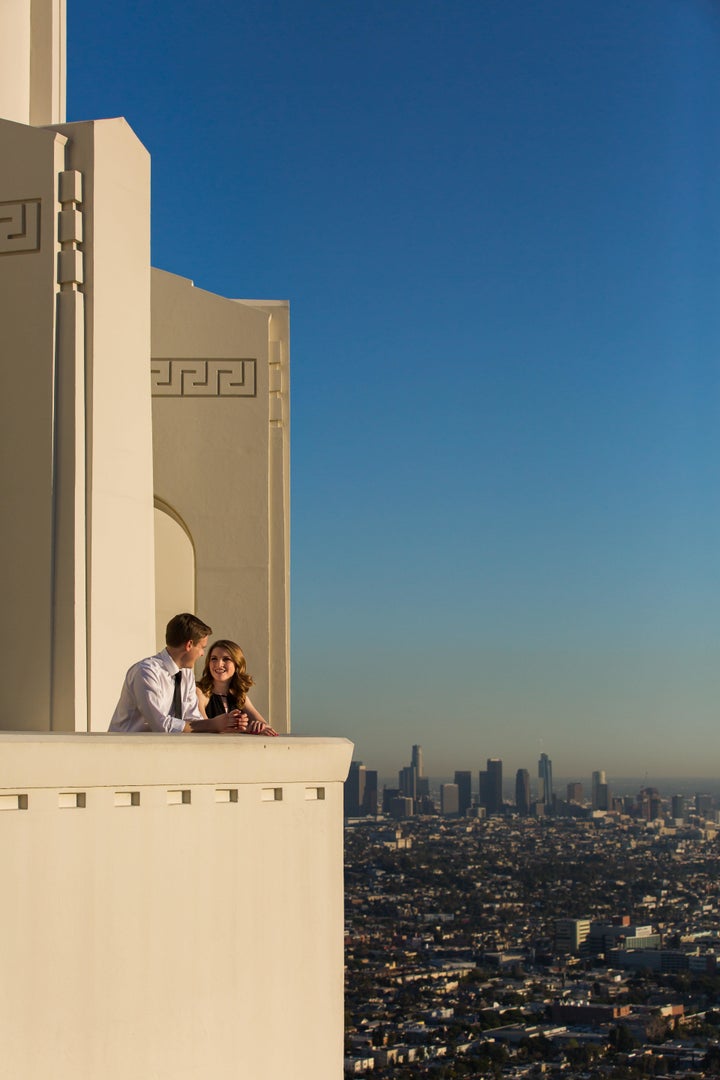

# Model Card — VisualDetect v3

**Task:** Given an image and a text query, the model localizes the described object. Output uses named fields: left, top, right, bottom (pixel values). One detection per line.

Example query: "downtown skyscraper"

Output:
left=515, top=768, right=530, bottom=816
left=454, top=770, right=472, bottom=816
left=592, top=769, right=610, bottom=811
left=538, top=753, right=553, bottom=809
left=479, top=758, right=503, bottom=815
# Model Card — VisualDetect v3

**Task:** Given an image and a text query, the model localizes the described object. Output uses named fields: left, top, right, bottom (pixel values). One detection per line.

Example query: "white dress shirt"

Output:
left=108, top=649, right=204, bottom=733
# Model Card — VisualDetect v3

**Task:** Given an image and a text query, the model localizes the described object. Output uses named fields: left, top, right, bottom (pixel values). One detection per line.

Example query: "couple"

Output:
left=109, top=612, right=278, bottom=736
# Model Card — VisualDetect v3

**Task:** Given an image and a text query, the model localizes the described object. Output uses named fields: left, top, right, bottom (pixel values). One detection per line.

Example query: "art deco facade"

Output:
left=0, top=3, right=348, bottom=1076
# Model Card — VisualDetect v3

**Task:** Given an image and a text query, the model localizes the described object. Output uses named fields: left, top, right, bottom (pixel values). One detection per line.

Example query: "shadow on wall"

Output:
left=154, top=499, right=195, bottom=650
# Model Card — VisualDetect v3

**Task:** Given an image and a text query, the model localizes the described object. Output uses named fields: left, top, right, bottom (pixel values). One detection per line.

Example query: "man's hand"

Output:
left=230, top=709, right=250, bottom=732
left=211, top=712, right=242, bottom=734
left=220, top=710, right=279, bottom=735
left=187, top=713, right=243, bottom=734
left=187, top=710, right=278, bottom=736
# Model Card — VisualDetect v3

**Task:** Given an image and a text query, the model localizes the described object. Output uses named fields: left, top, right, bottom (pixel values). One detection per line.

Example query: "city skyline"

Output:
left=68, top=1, right=720, bottom=777
left=354, top=742, right=720, bottom=799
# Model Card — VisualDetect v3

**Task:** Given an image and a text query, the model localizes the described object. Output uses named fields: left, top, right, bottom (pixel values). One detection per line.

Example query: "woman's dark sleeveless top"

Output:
left=206, top=692, right=242, bottom=718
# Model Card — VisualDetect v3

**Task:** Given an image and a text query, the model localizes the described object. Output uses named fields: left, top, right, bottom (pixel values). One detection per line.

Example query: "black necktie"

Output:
left=172, top=671, right=183, bottom=719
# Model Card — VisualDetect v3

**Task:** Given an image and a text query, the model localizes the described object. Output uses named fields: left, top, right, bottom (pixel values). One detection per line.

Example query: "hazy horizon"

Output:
left=374, top=772, right=720, bottom=800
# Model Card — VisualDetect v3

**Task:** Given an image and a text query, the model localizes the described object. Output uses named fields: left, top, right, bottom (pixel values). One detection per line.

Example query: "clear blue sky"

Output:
left=69, top=0, right=720, bottom=784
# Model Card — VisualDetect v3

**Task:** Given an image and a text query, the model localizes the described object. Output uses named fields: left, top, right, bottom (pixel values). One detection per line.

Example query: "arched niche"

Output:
left=154, top=500, right=195, bottom=650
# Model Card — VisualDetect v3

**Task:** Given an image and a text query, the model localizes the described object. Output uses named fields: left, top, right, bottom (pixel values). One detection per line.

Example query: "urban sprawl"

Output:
left=344, top=747, right=720, bottom=1079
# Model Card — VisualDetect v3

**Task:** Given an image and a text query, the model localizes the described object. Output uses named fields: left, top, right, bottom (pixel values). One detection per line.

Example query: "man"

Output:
left=109, top=613, right=242, bottom=733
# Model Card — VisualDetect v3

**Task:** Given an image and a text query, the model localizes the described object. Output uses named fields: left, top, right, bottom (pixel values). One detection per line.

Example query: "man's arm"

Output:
left=183, top=714, right=241, bottom=734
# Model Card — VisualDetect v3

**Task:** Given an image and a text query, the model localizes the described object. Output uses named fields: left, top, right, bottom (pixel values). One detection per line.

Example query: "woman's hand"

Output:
left=221, top=704, right=278, bottom=736
left=245, top=715, right=278, bottom=736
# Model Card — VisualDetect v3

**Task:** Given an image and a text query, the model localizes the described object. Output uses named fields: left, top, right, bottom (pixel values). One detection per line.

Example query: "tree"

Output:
left=610, top=1023, right=638, bottom=1053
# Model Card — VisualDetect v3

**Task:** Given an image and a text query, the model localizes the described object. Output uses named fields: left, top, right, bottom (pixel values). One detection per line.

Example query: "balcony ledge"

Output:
left=0, top=731, right=353, bottom=788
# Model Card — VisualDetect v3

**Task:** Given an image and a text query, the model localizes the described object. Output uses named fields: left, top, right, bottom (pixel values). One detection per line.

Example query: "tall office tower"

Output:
left=363, top=770, right=379, bottom=815
left=478, top=769, right=489, bottom=811
left=696, top=793, right=714, bottom=818
left=441, top=783, right=460, bottom=816
left=566, top=782, right=583, bottom=804
left=399, top=764, right=417, bottom=800
left=637, top=786, right=661, bottom=821
left=487, top=758, right=503, bottom=814
left=671, top=794, right=685, bottom=820
left=411, top=744, right=424, bottom=777
left=454, top=770, right=472, bottom=816
left=344, top=760, right=366, bottom=816
left=515, top=769, right=530, bottom=815
left=538, top=753, right=553, bottom=809
left=591, top=770, right=607, bottom=810
left=389, top=796, right=414, bottom=820
left=382, top=787, right=401, bottom=813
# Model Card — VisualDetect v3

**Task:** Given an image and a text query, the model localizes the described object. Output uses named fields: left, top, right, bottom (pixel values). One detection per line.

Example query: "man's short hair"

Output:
left=165, top=613, right=212, bottom=648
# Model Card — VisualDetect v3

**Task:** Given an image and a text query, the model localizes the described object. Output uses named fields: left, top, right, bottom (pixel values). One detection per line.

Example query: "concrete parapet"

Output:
left=0, top=732, right=352, bottom=1079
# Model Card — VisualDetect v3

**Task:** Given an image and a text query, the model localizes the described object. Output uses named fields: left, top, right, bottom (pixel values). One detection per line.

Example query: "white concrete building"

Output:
left=0, top=0, right=289, bottom=734
left=0, top=3, right=349, bottom=1075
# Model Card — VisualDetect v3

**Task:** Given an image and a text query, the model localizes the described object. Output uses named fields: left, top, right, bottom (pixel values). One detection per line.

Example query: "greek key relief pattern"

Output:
left=0, top=200, right=40, bottom=254
left=150, top=359, right=257, bottom=397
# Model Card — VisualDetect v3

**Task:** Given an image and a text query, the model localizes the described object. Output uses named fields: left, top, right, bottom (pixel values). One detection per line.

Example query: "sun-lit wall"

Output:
left=0, top=0, right=65, bottom=126
left=151, top=271, right=291, bottom=732
left=0, top=115, right=155, bottom=734
left=0, top=733, right=352, bottom=1079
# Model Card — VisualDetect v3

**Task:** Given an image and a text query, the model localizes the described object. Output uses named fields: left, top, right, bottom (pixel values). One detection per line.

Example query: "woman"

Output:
left=196, top=640, right=277, bottom=736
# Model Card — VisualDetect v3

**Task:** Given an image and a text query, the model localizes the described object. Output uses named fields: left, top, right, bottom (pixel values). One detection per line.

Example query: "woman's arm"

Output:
left=196, top=687, right=209, bottom=719
left=243, top=696, right=266, bottom=725
left=243, top=696, right=278, bottom=736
